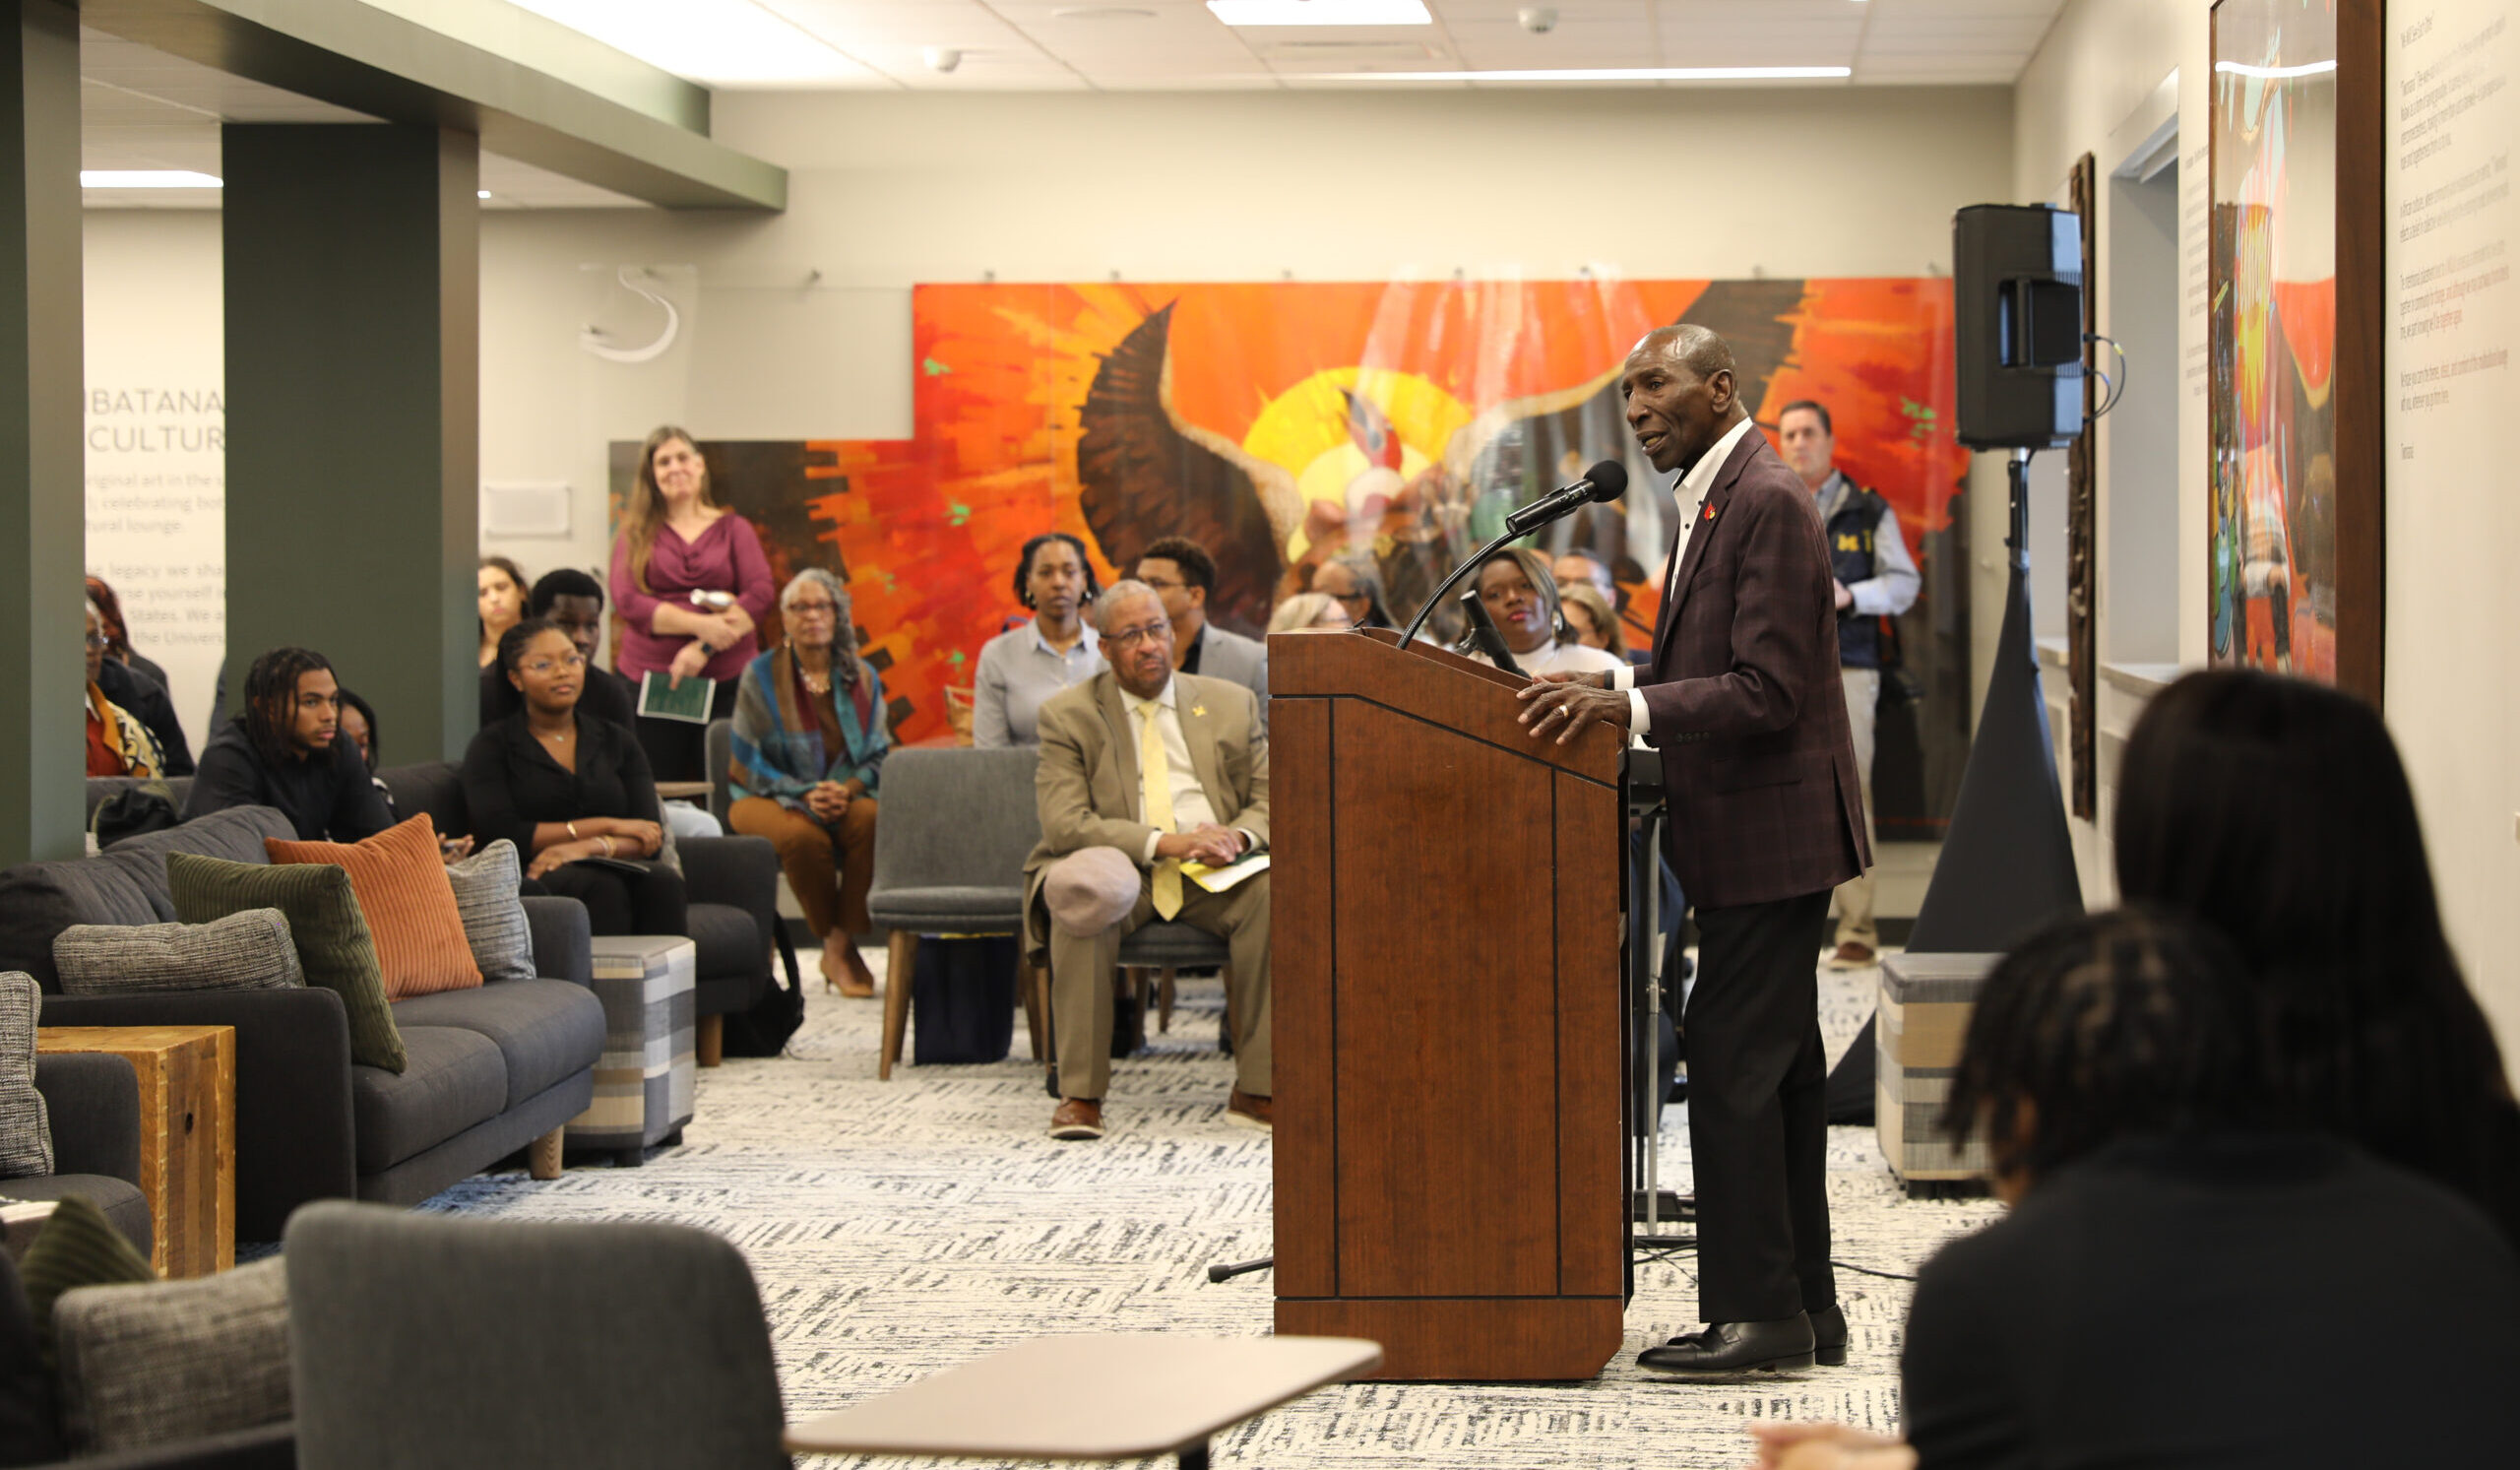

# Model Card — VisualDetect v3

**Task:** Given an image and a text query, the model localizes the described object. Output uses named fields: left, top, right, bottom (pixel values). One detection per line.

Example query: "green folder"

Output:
left=637, top=672, right=718, bottom=724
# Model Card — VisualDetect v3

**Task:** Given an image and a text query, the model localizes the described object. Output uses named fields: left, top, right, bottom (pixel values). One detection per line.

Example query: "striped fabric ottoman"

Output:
left=1874, top=951, right=2001, bottom=1191
left=570, top=935, right=698, bottom=1167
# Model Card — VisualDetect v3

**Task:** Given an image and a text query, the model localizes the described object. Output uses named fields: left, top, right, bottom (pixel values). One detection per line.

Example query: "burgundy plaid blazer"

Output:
left=1639, top=426, right=1870, bottom=910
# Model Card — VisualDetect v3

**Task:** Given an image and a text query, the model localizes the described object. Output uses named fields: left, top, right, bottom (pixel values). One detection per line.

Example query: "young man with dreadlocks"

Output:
left=183, top=646, right=396, bottom=842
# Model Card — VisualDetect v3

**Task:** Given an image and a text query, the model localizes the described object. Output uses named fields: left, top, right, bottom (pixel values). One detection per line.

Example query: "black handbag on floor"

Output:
left=721, top=925, right=806, bottom=1057
left=912, top=935, right=1018, bottom=1065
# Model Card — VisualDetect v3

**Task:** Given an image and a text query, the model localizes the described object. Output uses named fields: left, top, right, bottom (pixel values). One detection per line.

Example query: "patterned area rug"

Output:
left=421, top=948, right=2002, bottom=1468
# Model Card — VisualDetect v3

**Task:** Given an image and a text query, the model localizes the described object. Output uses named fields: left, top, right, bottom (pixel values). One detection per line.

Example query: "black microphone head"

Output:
left=1584, top=460, right=1629, bottom=501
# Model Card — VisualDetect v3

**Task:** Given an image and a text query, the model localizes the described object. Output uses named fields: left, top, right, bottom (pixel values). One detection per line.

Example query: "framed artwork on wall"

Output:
left=2208, top=0, right=2385, bottom=701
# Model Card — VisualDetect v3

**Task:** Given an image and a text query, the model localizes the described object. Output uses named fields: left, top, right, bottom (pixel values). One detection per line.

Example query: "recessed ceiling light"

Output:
left=81, top=170, right=221, bottom=188
left=477, top=190, right=493, bottom=199
left=1210, top=0, right=1433, bottom=26
left=1050, top=6, right=1158, bottom=18
left=1307, top=66, right=1852, bottom=82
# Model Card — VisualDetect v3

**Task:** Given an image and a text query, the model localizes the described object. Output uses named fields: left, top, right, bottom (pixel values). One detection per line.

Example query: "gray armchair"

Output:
left=1, top=1055, right=152, bottom=1256
left=863, top=747, right=1046, bottom=1077
left=285, top=1202, right=788, bottom=1470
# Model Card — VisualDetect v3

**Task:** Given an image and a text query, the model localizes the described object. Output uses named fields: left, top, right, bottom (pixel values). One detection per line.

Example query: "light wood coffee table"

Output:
left=785, top=1333, right=1380, bottom=1467
left=35, top=1024, right=235, bottom=1277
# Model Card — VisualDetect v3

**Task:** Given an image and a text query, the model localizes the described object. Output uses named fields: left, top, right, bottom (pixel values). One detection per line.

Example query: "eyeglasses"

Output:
left=1137, top=576, right=1185, bottom=592
left=1330, top=590, right=1370, bottom=605
left=786, top=601, right=839, bottom=616
left=83, top=631, right=106, bottom=649
left=521, top=653, right=588, bottom=675
left=1104, top=622, right=1169, bottom=649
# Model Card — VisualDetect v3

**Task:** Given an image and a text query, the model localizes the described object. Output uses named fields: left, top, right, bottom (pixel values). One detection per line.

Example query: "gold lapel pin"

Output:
left=1190, top=704, right=1207, bottom=719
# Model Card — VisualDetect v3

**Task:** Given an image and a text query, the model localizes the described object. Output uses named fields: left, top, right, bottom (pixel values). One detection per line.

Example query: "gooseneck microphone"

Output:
left=1392, top=459, right=1634, bottom=651
left=1503, top=460, right=1629, bottom=536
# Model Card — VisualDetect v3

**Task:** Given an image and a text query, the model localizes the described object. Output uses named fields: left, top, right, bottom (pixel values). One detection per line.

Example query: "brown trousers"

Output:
left=1040, top=854, right=1271, bottom=1103
left=727, top=796, right=877, bottom=936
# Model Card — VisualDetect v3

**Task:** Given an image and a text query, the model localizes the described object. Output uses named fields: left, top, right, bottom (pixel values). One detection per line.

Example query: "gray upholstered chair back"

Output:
left=706, top=718, right=734, bottom=817
left=864, top=746, right=1042, bottom=932
left=285, top=1201, right=789, bottom=1470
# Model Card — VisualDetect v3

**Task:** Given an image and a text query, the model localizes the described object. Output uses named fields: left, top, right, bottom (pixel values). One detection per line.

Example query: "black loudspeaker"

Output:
left=1954, top=204, right=2085, bottom=450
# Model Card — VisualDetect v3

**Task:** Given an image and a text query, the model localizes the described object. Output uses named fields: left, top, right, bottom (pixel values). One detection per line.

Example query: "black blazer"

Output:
left=458, top=709, right=662, bottom=856
left=1903, top=1131, right=2520, bottom=1469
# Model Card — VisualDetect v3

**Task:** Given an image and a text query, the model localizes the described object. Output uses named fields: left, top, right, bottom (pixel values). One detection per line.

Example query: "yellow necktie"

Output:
left=1137, top=702, right=1184, bottom=920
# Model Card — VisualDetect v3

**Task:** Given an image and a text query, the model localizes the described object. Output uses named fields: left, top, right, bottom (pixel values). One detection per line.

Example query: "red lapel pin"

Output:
left=1702, top=502, right=1717, bottom=522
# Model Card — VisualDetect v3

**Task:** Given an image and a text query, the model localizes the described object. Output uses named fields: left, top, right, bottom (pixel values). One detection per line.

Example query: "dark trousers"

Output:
left=632, top=680, right=739, bottom=783
left=530, top=862, right=688, bottom=938
left=1685, top=888, right=1835, bottom=1323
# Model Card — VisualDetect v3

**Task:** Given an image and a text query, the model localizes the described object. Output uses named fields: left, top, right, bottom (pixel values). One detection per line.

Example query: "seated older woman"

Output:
left=462, top=618, right=682, bottom=937
left=1265, top=592, right=1353, bottom=635
left=726, top=568, right=888, bottom=997
left=1467, top=547, right=1626, bottom=678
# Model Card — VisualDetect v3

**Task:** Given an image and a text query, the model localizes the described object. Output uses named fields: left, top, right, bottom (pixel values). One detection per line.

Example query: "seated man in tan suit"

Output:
left=1025, top=579, right=1272, bottom=1141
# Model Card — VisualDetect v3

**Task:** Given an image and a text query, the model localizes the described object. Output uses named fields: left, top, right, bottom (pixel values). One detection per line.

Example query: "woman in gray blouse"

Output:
left=973, top=532, right=1105, bottom=746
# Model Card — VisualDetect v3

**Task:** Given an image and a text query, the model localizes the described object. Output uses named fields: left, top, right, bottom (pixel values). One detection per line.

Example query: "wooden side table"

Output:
left=35, top=1025, right=235, bottom=1278
left=784, top=1334, right=1381, bottom=1466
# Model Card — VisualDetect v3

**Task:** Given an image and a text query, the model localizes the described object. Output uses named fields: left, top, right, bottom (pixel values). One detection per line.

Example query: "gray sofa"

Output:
left=375, top=761, right=778, bottom=1052
left=3, top=1054, right=153, bottom=1256
left=0, top=805, right=605, bottom=1239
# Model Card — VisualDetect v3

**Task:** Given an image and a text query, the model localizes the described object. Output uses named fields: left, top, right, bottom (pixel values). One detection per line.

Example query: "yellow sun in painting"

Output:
left=1241, top=367, right=1473, bottom=557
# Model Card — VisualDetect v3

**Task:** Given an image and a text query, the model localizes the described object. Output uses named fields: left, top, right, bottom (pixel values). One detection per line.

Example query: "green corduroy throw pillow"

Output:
left=167, top=852, right=408, bottom=1073
left=18, top=1195, right=153, bottom=1369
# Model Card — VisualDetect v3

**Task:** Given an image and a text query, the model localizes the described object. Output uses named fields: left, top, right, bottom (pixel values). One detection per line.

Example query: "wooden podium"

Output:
left=1269, top=628, right=1626, bottom=1381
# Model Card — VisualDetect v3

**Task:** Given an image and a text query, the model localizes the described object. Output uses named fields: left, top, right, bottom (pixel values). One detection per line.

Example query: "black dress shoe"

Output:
left=1637, top=1314, right=1816, bottom=1377
left=1808, top=1303, right=1848, bottom=1367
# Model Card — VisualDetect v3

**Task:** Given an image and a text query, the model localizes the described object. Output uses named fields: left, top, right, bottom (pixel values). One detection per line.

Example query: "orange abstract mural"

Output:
left=613, top=278, right=1966, bottom=826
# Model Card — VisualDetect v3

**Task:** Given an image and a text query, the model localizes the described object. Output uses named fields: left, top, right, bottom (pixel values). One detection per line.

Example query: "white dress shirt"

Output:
left=1471, top=638, right=1627, bottom=679
left=1123, top=677, right=1258, bottom=863
left=1611, top=414, right=1763, bottom=735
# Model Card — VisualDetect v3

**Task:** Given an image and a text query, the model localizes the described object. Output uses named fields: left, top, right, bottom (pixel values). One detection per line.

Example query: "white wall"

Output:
left=2008, top=0, right=2207, bottom=906
left=82, top=211, right=225, bottom=743
left=473, top=86, right=2016, bottom=582
left=2012, top=0, right=2520, bottom=1058
left=2385, top=2, right=2520, bottom=1058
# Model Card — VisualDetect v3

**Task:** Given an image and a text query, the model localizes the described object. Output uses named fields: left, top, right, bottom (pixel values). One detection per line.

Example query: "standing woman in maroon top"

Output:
left=608, top=425, right=777, bottom=780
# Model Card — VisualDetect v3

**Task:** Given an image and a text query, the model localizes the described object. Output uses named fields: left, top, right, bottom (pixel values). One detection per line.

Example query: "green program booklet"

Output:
left=637, top=672, right=718, bottom=724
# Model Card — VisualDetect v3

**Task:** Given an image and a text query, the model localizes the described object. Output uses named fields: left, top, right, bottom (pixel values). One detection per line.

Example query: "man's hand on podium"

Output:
left=1516, top=669, right=1626, bottom=746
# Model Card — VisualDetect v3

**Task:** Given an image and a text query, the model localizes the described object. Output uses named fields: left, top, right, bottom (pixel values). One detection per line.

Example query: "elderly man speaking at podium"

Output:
left=1519, top=325, right=1870, bottom=1378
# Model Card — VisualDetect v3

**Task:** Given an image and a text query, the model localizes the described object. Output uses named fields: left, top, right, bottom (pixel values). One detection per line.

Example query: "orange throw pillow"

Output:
left=267, top=814, right=483, bottom=999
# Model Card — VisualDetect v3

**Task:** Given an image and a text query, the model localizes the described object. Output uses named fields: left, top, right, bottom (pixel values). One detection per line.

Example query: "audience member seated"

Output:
left=465, top=619, right=685, bottom=937
left=1309, top=552, right=1392, bottom=630
left=183, top=646, right=392, bottom=842
left=84, top=601, right=163, bottom=779
left=476, top=554, right=528, bottom=670
left=1552, top=547, right=1616, bottom=601
left=1026, top=580, right=1271, bottom=1142
left=85, top=575, right=191, bottom=772
left=608, top=425, right=776, bottom=781
left=1265, top=592, right=1352, bottom=635
left=1753, top=907, right=2520, bottom=1470
left=1465, top=548, right=1626, bottom=678
left=727, top=569, right=886, bottom=997
left=1137, top=536, right=1268, bottom=726
left=2113, top=669, right=2520, bottom=1246
left=1557, top=580, right=1625, bottom=660
left=478, top=567, right=637, bottom=729
left=974, top=531, right=1103, bottom=747
left=83, top=573, right=170, bottom=692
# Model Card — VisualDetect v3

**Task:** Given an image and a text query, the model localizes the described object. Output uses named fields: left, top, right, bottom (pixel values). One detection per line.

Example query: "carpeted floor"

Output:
left=420, top=947, right=2002, bottom=1468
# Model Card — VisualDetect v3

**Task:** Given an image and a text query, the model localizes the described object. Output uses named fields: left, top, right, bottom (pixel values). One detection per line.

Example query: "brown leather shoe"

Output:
left=1226, top=1089, right=1273, bottom=1132
left=1048, top=1098, right=1104, bottom=1141
left=1829, top=941, right=1877, bottom=969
